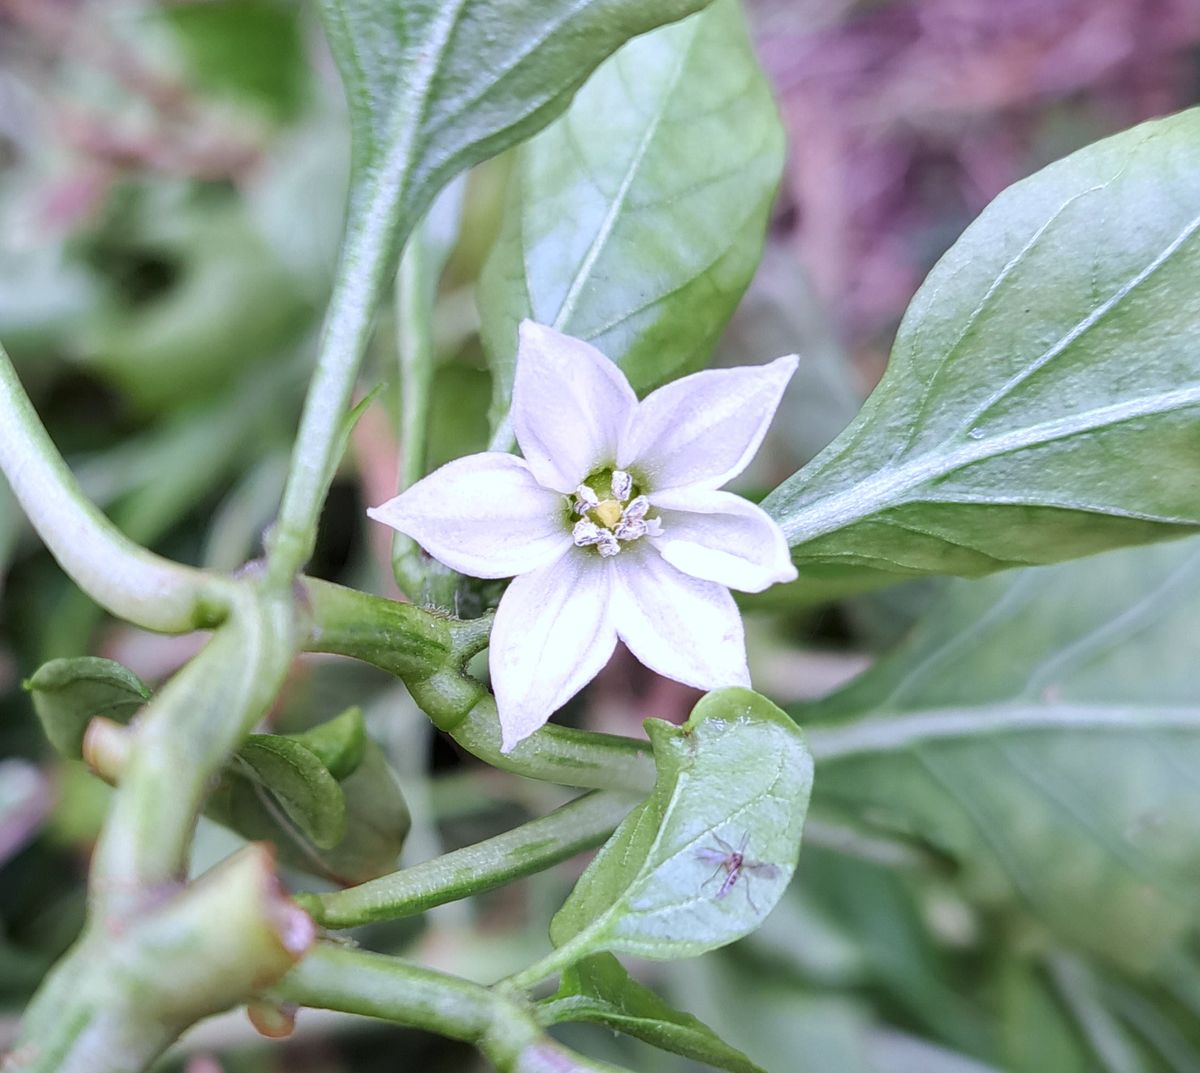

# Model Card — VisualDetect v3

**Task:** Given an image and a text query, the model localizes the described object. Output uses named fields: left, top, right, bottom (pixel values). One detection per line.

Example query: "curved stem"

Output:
left=304, top=578, right=656, bottom=792
left=90, top=582, right=296, bottom=916
left=0, top=343, right=232, bottom=633
left=299, top=790, right=639, bottom=928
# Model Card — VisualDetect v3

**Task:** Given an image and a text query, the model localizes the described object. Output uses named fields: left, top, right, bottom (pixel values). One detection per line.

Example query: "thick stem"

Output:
left=299, top=790, right=638, bottom=928
left=9, top=846, right=313, bottom=1073
left=90, top=582, right=296, bottom=917
left=0, top=343, right=232, bottom=633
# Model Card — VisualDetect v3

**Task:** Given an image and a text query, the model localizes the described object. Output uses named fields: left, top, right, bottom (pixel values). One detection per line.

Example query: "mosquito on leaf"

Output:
left=695, top=832, right=781, bottom=913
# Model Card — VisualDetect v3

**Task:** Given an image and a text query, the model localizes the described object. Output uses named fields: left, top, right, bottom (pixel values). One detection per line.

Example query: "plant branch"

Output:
left=90, top=581, right=296, bottom=917
left=0, top=342, right=232, bottom=633
left=274, top=944, right=635, bottom=1073
left=7, top=846, right=313, bottom=1073
left=298, top=790, right=639, bottom=928
left=303, top=579, right=656, bottom=793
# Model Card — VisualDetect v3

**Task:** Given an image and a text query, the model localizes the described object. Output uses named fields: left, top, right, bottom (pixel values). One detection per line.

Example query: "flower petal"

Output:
left=618, top=355, right=798, bottom=491
left=367, top=453, right=568, bottom=579
left=512, top=321, right=637, bottom=492
left=610, top=544, right=750, bottom=690
left=648, top=488, right=797, bottom=593
left=491, top=550, right=617, bottom=751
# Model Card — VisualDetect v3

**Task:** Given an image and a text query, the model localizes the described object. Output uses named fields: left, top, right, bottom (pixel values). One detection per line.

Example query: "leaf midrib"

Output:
left=774, top=381, right=1200, bottom=547
left=808, top=701, right=1200, bottom=762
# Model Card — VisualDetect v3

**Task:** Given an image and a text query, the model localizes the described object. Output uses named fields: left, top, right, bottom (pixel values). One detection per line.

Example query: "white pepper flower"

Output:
left=369, top=322, right=798, bottom=750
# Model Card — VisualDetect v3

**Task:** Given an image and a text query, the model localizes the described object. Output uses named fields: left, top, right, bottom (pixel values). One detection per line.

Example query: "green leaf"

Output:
left=318, top=0, right=714, bottom=267
left=210, top=739, right=410, bottom=884
left=540, top=953, right=766, bottom=1073
left=549, top=688, right=812, bottom=962
left=479, top=0, right=783, bottom=434
left=25, top=657, right=150, bottom=760
left=236, top=736, right=348, bottom=851
left=803, top=538, right=1200, bottom=970
left=764, top=107, right=1200, bottom=591
left=286, top=706, right=366, bottom=781
left=162, top=0, right=308, bottom=121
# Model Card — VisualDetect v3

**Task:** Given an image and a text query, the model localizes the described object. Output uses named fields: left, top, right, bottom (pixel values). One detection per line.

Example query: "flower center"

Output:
left=571, top=469, right=661, bottom=557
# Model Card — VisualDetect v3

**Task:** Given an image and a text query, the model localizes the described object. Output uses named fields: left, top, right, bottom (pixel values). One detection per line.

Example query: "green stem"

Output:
left=10, top=847, right=313, bottom=1073
left=267, top=181, right=408, bottom=584
left=0, top=342, right=231, bottom=633
left=274, top=944, right=635, bottom=1073
left=90, top=583, right=295, bottom=916
left=304, top=579, right=656, bottom=792
left=299, top=790, right=638, bottom=928
left=274, top=942, right=517, bottom=1044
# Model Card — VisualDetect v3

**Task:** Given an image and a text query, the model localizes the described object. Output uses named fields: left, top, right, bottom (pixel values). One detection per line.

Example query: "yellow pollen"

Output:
left=593, top=500, right=623, bottom=528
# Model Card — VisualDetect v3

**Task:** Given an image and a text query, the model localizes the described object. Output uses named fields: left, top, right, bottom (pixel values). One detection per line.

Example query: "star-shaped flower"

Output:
left=369, top=322, right=798, bottom=750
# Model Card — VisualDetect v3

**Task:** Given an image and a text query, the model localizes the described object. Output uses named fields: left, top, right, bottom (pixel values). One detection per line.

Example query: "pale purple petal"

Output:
left=491, top=550, right=617, bottom=752
left=512, top=321, right=637, bottom=492
left=367, top=453, right=568, bottom=579
left=649, top=488, right=797, bottom=593
left=610, top=545, right=750, bottom=690
left=618, top=355, right=798, bottom=491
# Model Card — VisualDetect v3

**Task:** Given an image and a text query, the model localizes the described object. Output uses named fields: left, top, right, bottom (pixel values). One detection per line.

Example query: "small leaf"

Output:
left=210, top=739, right=410, bottom=884
left=25, top=657, right=150, bottom=759
left=540, top=953, right=766, bottom=1073
left=550, top=688, right=812, bottom=961
left=237, top=736, right=348, bottom=850
left=286, top=706, right=366, bottom=781
left=480, top=0, right=783, bottom=431
left=763, top=107, right=1200, bottom=594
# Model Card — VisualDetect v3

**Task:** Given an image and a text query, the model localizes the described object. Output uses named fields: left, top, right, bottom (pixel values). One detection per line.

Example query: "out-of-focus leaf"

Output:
left=540, top=953, right=766, bottom=1073
left=480, top=0, right=783, bottom=435
left=764, top=107, right=1200, bottom=593
left=286, top=706, right=365, bottom=781
left=162, top=0, right=308, bottom=120
left=25, top=657, right=150, bottom=760
left=80, top=187, right=311, bottom=412
left=550, top=688, right=811, bottom=962
left=804, top=539, right=1200, bottom=970
left=236, top=735, right=348, bottom=850
left=999, top=959, right=1092, bottom=1073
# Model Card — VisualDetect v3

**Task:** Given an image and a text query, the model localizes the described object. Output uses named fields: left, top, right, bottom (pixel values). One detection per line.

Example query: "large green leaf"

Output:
left=479, top=0, right=783, bottom=433
left=764, top=107, right=1200, bottom=591
left=549, top=688, right=812, bottom=963
left=801, top=538, right=1200, bottom=970
left=318, top=0, right=713, bottom=263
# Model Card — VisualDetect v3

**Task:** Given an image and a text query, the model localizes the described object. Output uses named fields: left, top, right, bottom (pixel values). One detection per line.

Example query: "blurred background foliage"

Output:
left=2, top=1, right=1200, bottom=1070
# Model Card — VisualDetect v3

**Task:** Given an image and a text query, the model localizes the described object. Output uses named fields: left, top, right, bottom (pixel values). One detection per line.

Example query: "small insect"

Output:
left=695, top=832, right=781, bottom=912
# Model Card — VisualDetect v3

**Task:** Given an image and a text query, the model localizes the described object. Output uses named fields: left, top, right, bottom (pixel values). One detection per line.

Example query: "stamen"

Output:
left=614, top=518, right=647, bottom=541
left=624, top=495, right=649, bottom=521
left=610, top=470, right=633, bottom=501
left=597, top=532, right=621, bottom=557
left=573, top=520, right=604, bottom=546
left=574, top=484, right=600, bottom=514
